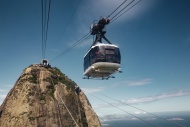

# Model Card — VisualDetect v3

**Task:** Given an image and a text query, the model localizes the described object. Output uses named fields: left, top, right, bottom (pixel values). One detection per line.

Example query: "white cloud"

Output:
left=134, top=111, right=146, bottom=114
left=123, top=90, right=190, bottom=104
left=130, top=117, right=138, bottom=120
left=168, top=118, right=184, bottom=121
left=115, top=78, right=153, bottom=86
left=93, top=90, right=190, bottom=109
left=81, top=87, right=105, bottom=94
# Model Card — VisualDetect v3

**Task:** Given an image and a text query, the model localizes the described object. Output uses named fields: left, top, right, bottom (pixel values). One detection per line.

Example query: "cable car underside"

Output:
left=84, top=62, right=121, bottom=79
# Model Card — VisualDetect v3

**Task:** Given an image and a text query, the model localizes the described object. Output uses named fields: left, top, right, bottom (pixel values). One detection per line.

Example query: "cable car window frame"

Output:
left=105, top=49, right=115, bottom=55
left=84, top=44, right=121, bottom=73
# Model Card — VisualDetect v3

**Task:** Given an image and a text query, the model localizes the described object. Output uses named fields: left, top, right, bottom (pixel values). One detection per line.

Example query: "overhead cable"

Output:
left=41, top=0, right=44, bottom=58
left=110, top=0, right=135, bottom=21
left=97, top=92, right=186, bottom=127
left=106, top=0, right=128, bottom=19
left=44, top=0, right=51, bottom=58
left=111, top=0, right=142, bottom=23
left=41, top=0, right=51, bottom=59
left=50, top=32, right=91, bottom=61
left=49, top=0, right=142, bottom=62
left=90, top=94, right=159, bottom=127
left=85, top=88, right=186, bottom=127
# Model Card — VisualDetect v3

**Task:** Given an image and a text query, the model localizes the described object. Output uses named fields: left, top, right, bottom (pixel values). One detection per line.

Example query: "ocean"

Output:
left=101, top=111, right=190, bottom=127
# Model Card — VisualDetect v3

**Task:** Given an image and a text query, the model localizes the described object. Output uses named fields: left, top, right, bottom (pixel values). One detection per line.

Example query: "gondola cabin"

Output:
left=84, top=43, right=121, bottom=79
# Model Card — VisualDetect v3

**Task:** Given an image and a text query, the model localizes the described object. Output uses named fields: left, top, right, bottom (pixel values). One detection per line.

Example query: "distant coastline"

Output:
left=101, top=111, right=190, bottom=127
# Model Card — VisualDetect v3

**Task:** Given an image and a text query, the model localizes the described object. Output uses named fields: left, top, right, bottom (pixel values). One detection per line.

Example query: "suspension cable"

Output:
left=111, top=0, right=142, bottom=23
left=49, top=0, right=142, bottom=62
left=44, top=0, right=51, bottom=58
left=41, top=0, right=51, bottom=59
left=90, top=94, right=159, bottom=127
left=106, top=0, right=128, bottom=19
left=50, top=32, right=91, bottom=61
left=51, top=78, right=79, bottom=127
left=57, top=90, right=79, bottom=127
left=110, top=0, right=135, bottom=21
left=98, top=115, right=123, bottom=127
left=97, top=92, right=186, bottom=127
left=98, top=116, right=115, bottom=127
left=85, top=88, right=186, bottom=127
left=41, top=0, right=44, bottom=58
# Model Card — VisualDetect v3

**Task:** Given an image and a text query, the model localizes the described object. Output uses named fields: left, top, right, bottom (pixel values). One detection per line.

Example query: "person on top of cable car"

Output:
left=98, top=17, right=110, bottom=31
left=91, top=17, right=110, bottom=35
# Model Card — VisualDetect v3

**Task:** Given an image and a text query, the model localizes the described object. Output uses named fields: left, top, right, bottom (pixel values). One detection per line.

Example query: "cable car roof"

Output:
left=84, top=42, right=119, bottom=57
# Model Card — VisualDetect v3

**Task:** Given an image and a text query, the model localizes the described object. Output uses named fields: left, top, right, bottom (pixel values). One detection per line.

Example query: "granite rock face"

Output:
left=0, top=65, right=101, bottom=127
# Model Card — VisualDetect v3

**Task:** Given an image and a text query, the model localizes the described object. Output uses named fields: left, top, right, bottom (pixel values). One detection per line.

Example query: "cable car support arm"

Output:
left=92, top=31, right=111, bottom=46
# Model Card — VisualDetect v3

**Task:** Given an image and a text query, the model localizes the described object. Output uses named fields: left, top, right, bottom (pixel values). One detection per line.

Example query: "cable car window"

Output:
left=105, top=49, right=115, bottom=62
left=99, top=46, right=105, bottom=56
left=84, top=52, right=90, bottom=71
left=96, top=46, right=105, bottom=62
left=115, top=48, right=121, bottom=64
left=89, top=47, right=99, bottom=65
left=105, top=49, right=115, bottom=54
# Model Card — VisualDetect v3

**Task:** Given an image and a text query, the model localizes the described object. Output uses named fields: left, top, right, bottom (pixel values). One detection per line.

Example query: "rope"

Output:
left=51, top=78, right=79, bottom=127
left=57, top=90, right=79, bottom=127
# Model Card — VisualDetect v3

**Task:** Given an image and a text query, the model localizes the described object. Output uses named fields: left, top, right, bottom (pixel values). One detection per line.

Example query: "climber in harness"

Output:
left=90, top=17, right=110, bottom=35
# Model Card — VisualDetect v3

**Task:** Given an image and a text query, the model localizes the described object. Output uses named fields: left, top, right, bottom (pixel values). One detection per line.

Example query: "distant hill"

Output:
left=0, top=64, right=101, bottom=127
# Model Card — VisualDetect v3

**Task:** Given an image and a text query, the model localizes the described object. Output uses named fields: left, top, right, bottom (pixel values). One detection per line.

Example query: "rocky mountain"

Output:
left=0, top=64, right=101, bottom=127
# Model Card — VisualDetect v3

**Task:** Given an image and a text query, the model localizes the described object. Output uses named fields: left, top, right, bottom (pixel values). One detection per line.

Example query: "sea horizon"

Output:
left=100, top=111, right=190, bottom=127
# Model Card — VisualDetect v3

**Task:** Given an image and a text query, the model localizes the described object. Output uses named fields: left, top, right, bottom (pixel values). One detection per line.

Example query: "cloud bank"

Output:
left=93, top=90, right=190, bottom=109
left=123, top=90, right=190, bottom=104
left=115, top=78, right=153, bottom=86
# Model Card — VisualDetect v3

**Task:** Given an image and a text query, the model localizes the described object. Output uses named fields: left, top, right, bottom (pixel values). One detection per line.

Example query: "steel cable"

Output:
left=41, top=0, right=51, bottom=59
left=50, top=32, right=91, bottom=61
left=110, top=0, right=135, bottom=21
left=90, top=94, right=159, bottom=127
left=106, top=0, right=128, bottom=19
left=111, top=0, right=142, bottom=23
left=85, top=88, right=186, bottom=127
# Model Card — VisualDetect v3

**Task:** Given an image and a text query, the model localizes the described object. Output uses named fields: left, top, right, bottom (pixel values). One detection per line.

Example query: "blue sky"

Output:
left=0, top=0, right=190, bottom=116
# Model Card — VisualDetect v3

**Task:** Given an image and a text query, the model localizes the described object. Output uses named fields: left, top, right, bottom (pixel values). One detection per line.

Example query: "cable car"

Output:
left=84, top=42, right=121, bottom=79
